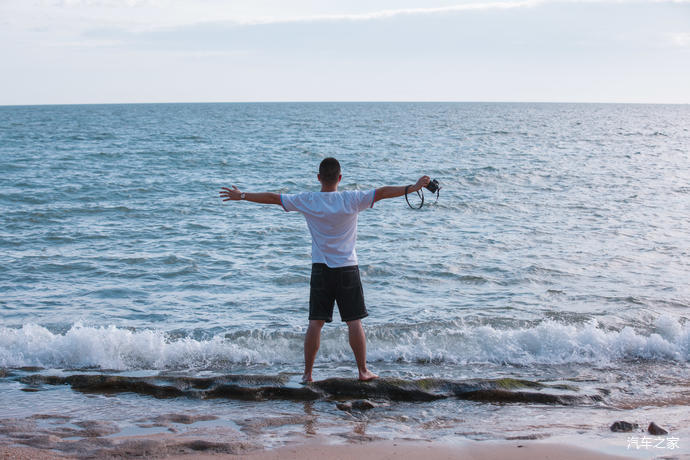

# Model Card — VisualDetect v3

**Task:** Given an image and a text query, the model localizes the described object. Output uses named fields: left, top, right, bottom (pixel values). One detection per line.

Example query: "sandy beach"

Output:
left=209, top=441, right=639, bottom=460
left=1, top=439, right=640, bottom=460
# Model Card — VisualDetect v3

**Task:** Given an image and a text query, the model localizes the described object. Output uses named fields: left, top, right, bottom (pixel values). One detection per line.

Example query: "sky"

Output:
left=1, top=0, right=689, bottom=105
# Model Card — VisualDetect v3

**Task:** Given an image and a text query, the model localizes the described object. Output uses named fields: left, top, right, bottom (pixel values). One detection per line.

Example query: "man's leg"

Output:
left=303, top=319, right=325, bottom=382
left=346, top=319, right=378, bottom=381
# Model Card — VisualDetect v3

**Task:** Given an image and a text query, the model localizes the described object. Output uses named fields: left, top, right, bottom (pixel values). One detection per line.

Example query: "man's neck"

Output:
left=320, top=184, right=338, bottom=192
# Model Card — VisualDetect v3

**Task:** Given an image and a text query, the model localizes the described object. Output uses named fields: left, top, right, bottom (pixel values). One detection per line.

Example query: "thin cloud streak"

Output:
left=231, top=1, right=541, bottom=26
left=198, top=0, right=690, bottom=28
left=14, top=0, right=689, bottom=34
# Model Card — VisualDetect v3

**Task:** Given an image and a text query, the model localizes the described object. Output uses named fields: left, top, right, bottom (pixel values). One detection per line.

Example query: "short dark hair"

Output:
left=319, top=157, right=341, bottom=184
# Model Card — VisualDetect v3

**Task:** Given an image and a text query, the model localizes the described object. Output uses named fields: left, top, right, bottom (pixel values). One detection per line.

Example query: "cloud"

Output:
left=12, top=0, right=690, bottom=36
left=168, top=49, right=251, bottom=59
left=43, top=39, right=125, bottom=47
left=55, top=0, right=154, bottom=6
left=128, top=0, right=690, bottom=32
left=670, top=32, right=690, bottom=46
left=229, top=1, right=542, bottom=26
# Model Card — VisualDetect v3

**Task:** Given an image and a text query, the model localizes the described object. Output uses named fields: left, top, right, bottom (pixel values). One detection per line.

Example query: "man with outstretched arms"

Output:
left=220, top=157, right=430, bottom=382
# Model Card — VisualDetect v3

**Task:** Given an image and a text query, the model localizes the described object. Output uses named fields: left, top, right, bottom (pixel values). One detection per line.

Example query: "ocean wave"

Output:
left=366, top=316, right=689, bottom=365
left=0, top=317, right=687, bottom=370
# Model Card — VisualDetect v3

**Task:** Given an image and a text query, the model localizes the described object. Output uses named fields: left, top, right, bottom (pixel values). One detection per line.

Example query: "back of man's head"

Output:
left=319, top=157, right=341, bottom=185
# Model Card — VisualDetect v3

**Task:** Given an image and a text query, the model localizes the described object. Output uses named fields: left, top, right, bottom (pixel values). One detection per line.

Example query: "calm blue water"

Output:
left=1, top=103, right=689, bottom=450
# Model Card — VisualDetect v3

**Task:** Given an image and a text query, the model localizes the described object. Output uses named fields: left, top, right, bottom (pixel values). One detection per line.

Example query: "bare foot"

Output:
left=358, top=370, right=378, bottom=381
left=301, top=374, right=313, bottom=384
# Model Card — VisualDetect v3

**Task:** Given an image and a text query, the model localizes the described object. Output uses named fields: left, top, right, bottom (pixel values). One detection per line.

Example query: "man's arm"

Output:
left=373, top=175, right=430, bottom=204
left=219, top=186, right=282, bottom=206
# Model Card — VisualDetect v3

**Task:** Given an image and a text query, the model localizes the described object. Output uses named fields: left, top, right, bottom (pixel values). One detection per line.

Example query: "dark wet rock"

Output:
left=16, top=434, right=62, bottom=449
left=109, top=438, right=163, bottom=457
left=336, top=402, right=353, bottom=412
left=206, top=383, right=321, bottom=401
left=336, top=399, right=376, bottom=412
left=0, top=369, right=13, bottom=378
left=55, top=437, right=114, bottom=457
left=0, top=418, right=37, bottom=435
left=314, top=378, right=443, bottom=401
left=47, top=427, right=82, bottom=439
left=182, top=440, right=241, bottom=452
left=549, top=383, right=580, bottom=391
left=18, top=373, right=600, bottom=406
left=610, top=421, right=639, bottom=432
left=351, top=399, right=376, bottom=411
left=153, top=413, right=218, bottom=425
left=74, top=420, right=120, bottom=437
left=12, top=431, right=73, bottom=450
left=20, top=373, right=322, bottom=401
left=177, top=440, right=256, bottom=455
left=492, top=378, right=545, bottom=390
left=336, top=431, right=385, bottom=442
left=505, top=433, right=550, bottom=440
left=237, top=415, right=315, bottom=434
left=457, top=389, right=589, bottom=405
left=136, top=423, right=169, bottom=429
left=597, top=388, right=611, bottom=396
left=314, top=377, right=596, bottom=405
left=29, top=414, right=71, bottom=421
left=21, top=374, right=184, bottom=398
left=648, top=422, right=668, bottom=436
left=160, top=373, right=289, bottom=388
left=9, top=432, right=42, bottom=440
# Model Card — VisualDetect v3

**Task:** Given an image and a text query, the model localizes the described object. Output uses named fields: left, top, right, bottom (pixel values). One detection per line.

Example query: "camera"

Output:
left=406, top=178, right=441, bottom=209
left=425, top=179, right=440, bottom=194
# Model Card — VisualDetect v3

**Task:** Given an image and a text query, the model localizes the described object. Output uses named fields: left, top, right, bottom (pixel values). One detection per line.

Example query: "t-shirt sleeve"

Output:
left=280, top=192, right=308, bottom=212
left=352, top=189, right=376, bottom=212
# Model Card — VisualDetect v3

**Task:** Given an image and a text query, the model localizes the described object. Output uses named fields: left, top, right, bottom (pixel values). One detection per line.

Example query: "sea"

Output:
left=1, top=102, right=688, bottom=457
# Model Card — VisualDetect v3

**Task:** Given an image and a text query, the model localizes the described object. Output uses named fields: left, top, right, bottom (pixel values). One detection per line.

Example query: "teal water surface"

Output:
left=1, top=102, right=689, bottom=448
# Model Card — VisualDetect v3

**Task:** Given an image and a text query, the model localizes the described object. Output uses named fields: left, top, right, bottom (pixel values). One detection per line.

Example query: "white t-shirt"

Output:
left=281, top=189, right=376, bottom=268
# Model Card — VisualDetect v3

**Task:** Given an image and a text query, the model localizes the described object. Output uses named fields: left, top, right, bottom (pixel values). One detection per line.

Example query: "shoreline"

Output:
left=0, top=439, right=640, bottom=460
left=2, top=372, right=686, bottom=459
left=223, top=440, right=638, bottom=460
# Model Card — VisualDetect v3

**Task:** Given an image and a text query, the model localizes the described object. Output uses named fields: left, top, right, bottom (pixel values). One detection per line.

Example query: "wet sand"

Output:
left=0, top=375, right=677, bottom=459
left=204, top=441, right=637, bottom=460
left=0, top=439, right=638, bottom=460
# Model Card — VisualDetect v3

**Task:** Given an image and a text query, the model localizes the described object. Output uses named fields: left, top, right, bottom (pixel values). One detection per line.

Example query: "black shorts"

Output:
left=309, top=263, right=368, bottom=323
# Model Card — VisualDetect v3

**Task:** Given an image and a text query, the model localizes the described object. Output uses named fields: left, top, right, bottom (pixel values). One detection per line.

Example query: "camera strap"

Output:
left=404, top=185, right=424, bottom=209
left=405, top=185, right=439, bottom=209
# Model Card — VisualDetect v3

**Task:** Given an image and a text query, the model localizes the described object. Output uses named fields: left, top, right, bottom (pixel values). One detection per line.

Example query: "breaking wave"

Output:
left=0, top=317, right=687, bottom=370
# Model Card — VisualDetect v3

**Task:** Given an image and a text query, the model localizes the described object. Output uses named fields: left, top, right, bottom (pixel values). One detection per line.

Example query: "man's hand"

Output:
left=219, top=186, right=241, bottom=201
left=219, top=187, right=282, bottom=206
left=414, top=176, right=431, bottom=192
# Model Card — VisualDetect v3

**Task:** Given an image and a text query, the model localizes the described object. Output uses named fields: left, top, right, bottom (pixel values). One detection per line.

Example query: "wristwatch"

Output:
left=240, top=192, right=246, bottom=200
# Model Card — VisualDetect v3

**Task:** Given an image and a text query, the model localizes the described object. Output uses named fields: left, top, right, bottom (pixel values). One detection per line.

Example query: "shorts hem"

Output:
left=308, top=316, right=333, bottom=323
left=341, top=312, right=368, bottom=323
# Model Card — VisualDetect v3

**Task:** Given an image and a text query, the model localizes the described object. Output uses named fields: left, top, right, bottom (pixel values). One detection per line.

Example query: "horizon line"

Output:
left=2, top=100, right=689, bottom=108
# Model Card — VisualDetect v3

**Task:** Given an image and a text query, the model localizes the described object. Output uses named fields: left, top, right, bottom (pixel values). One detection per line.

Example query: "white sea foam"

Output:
left=0, top=323, right=272, bottom=370
left=0, top=318, right=687, bottom=370
left=367, top=317, right=690, bottom=365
